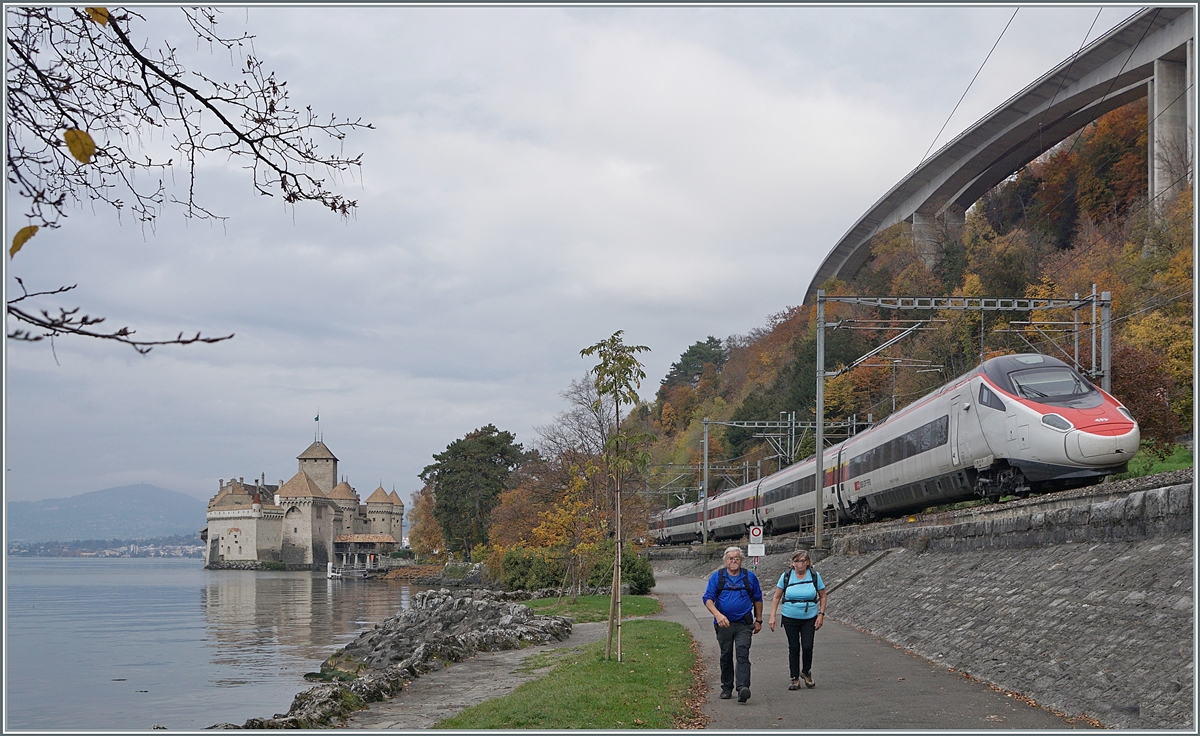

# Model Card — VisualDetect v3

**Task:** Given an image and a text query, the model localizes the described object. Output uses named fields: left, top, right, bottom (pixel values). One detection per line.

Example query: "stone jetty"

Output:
left=207, top=588, right=572, bottom=729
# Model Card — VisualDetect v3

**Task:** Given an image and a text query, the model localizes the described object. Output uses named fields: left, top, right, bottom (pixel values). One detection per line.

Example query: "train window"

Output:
left=1009, top=367, right=1094, bottom=400
left=979, top=384, right=1006, bottom=411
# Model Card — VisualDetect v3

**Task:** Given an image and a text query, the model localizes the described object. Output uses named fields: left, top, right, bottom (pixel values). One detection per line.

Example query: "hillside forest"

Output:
left=410, top=99, right=1193, bottom=589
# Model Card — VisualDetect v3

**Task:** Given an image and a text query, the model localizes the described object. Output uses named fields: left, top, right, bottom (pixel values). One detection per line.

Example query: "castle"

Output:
left=201, top=440, right=404, bottom=570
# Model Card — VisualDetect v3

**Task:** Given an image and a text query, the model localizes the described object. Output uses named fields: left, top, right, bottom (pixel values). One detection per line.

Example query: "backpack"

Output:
left=714, top=568, right=748, bottom=596
left=781, top=569, right=822, bottom=603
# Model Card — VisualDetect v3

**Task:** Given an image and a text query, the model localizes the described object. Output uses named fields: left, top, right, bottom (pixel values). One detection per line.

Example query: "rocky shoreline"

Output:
left=206, top=588, right=572, bottom=729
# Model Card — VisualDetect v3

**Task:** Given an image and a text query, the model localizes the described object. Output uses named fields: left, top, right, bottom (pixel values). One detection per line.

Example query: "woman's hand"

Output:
left=768, top=615, right=777, bottom=632
left=814, top=614, right=824, bottom=631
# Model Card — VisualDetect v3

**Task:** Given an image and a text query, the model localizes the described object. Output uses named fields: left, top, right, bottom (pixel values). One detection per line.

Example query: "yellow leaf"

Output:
left=85, top=8, right=109, bottom=25
left=64, top=129, right=96, bottom=164
left=10, top=225, right=38, bottom=259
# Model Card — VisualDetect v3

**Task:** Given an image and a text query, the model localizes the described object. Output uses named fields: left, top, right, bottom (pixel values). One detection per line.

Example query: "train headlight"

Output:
left=1118, top=407, right=1135, bottom=422
left=1041, top=413, right=1073, bottom=431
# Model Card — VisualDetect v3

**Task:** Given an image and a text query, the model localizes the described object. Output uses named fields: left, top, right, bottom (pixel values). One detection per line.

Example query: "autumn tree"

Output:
left=580, top=330, right=651, bottom=662
left=420, top=424, right=524, bottom=561
left=6, top=6, right=371, bottom=351
left=407, top=485, right=446, bottom=562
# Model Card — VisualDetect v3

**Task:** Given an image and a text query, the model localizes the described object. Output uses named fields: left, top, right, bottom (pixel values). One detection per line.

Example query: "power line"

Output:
left=922, top=7, right=1019, bottom=163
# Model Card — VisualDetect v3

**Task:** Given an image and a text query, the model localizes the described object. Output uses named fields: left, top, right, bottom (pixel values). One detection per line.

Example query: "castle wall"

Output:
left=255, top=512, right=283, bottom=562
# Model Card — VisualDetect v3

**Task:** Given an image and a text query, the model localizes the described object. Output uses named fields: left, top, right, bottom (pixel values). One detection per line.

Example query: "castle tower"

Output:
left=277, top=470, right=337, bottom=567
left=328, top=480, right=361, bottom=534
left=365, top=486, right=393, bottom=536
left=296, top=441, right=338, bottom=495
left=388, top=490, right=405, bottom=542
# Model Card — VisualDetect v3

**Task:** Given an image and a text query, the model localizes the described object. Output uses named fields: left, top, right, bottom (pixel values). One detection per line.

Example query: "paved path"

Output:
left=653, top=573, right=1096, bottom=730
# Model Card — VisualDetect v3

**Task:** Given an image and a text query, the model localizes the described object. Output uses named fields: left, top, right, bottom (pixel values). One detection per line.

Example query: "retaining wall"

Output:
left=651, top=474, right=1194, bottom=728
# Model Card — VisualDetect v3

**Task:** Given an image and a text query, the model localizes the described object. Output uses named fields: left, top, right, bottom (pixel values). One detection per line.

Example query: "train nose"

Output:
left=1064, top=425, right=1140, bottom=465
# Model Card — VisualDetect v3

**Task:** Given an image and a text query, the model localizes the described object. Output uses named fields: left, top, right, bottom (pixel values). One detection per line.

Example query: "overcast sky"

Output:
left=4, top=5, right=1140, bottom=511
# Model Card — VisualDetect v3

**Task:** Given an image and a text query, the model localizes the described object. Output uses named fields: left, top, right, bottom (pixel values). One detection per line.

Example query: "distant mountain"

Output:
left=6, top=484, right=207, bottom=542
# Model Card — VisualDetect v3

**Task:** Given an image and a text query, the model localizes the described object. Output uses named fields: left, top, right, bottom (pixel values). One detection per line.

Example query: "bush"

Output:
left=499, top=546, right=566, bottom=591
left=587, top=540, right=655, bottom=595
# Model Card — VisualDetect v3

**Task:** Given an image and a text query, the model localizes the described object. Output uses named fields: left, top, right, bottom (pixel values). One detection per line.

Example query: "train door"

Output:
left=949, top=396, right=962, bottom=466
left=834, top=446, right=846, bottom=515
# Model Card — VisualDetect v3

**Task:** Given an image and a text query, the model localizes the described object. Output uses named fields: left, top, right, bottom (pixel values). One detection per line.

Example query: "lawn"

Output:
left=1113, top=443, right=1193, bottom=480
left=524, top=594, right=661, bottom=622
left=434, top=619, right=697, bottom=729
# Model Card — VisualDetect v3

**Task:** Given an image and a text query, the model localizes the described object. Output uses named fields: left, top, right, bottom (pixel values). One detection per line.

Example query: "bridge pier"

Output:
left=1148, top=45, right=1193, bottom=207
left=910, top=205, right=964, bottom=269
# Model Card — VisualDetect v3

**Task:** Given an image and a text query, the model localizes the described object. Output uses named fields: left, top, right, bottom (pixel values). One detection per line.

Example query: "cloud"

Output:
left=5, top=6, right=1140, bottom=509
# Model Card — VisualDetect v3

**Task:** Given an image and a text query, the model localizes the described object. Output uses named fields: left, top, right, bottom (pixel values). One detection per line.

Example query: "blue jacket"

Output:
left=702, top=567, right=763, bottom=623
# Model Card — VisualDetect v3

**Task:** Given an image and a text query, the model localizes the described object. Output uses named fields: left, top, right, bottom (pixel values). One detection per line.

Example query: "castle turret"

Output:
left=296, top=441, right=338, bottom=495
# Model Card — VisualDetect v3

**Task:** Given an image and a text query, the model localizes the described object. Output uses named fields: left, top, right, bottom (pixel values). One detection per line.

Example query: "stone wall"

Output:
left=815, top=534, right=1192, bottom=729
left=649, top=471, right=1194, bottom=729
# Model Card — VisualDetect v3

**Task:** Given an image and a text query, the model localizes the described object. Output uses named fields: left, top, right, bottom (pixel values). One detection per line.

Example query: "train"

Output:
left=651, top=353, right=1140, bottom=544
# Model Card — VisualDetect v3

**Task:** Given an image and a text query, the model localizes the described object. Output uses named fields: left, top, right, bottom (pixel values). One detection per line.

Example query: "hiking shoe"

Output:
left=788, top=678, right=801, bottom=690
left=737, top=687, right=751, bottom=703
left=719, top=689, right=733, bottom=700
left=801, top=672, right=815, bottom=689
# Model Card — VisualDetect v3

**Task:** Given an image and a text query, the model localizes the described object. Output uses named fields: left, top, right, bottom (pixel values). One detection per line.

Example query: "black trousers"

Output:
left=781, top=614, right=816, bottom=678
left=714, top=619, right=754, bottom=691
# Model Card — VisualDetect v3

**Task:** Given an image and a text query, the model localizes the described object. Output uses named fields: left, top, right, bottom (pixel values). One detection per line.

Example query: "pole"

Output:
left=702, top=419, right=710, bottom=547
left=1091, top=284, right=1098, bottom=376
left=814, top=291, right=825, bottom=549
left=1101, top=291, right=1112, bottom=392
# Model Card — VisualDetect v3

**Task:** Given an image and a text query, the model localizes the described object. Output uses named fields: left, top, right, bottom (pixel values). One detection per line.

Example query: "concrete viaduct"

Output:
left=803, top=6, right=1194, bottom=304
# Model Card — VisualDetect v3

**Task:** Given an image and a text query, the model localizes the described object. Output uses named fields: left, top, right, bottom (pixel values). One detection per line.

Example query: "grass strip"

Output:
left=434, top=619, right=695, bottom=729
left=524, top=594, right=661, bottom=623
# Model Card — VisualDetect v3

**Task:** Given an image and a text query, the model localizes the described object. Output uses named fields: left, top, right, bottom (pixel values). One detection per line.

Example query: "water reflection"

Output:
left=202, top=571, right=423, bottom=689
left=5, top=559, right=425, bottom=730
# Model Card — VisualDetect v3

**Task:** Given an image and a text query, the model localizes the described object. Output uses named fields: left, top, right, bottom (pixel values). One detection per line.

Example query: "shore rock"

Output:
left=208, top=588, right=571, bottom=729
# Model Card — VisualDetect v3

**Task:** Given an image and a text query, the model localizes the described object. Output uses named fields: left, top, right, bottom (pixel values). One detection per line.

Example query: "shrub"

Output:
left=587, top=540, right=656, bottom=595
left=499, top=546, right=566, bottom=591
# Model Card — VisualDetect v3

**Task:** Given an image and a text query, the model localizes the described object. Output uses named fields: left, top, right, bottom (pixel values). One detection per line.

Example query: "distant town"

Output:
left=7, top=534, right=205, bottom=559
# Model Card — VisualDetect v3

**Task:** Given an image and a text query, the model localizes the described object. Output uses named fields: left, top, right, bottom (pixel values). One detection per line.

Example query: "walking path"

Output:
left=344, top=575, right=1098, bottom=729
left=653, top=572, right=1096, bottom=730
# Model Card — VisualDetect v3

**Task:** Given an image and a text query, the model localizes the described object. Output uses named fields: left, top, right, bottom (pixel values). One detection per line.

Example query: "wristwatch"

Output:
left=755, top=618, right=763, bottom=623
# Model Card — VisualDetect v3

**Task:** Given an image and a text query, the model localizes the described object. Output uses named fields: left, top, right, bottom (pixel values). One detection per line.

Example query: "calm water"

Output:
left=5, top=557, right=424, bottom=731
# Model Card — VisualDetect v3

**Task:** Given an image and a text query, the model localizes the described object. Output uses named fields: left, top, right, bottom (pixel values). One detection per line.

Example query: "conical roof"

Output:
left=278, top=471, right=326, bottom=498
left=389, top=490, right=404, bottom=508
left=297, top=441, right=338, bottom=461
left=365, top=486, right=391, bottom=504
left=329, top=481, right=358, bottom=501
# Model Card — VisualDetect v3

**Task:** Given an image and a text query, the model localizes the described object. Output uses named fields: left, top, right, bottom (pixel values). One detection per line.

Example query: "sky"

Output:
left=4, top=4, right=1142, bottom=512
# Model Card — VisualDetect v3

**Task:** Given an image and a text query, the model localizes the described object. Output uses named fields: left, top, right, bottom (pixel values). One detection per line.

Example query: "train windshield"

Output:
left=1008, top=367, right=1094, bottom=401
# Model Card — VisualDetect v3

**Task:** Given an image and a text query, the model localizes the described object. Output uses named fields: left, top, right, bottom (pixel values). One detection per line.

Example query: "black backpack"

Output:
left=781, top=569, right=822, bottom=603
left=714, top=568, right=748, bottom=596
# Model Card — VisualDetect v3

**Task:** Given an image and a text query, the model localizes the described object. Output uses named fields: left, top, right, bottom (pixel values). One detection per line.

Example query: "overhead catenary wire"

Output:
left=921, top=7, right=1019, bottom=164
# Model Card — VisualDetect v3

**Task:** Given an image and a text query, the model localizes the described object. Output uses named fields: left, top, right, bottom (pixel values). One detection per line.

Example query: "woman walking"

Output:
left=768, top=550, right=827, bottom=689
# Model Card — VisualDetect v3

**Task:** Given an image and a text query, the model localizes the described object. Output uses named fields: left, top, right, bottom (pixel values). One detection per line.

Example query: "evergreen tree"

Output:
left=420, top=425, right=523, bottom=560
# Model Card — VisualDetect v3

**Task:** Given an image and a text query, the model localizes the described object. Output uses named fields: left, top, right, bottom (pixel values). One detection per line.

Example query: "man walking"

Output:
left=702, top=546, right=763, bottom=703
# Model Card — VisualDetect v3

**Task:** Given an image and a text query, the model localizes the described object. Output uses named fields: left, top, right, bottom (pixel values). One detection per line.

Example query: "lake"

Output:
left=5, top=557, right=423, bottom=730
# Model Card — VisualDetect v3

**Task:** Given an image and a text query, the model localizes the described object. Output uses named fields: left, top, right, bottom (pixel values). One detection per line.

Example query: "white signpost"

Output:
left=748, top=525, right=765, bottom=558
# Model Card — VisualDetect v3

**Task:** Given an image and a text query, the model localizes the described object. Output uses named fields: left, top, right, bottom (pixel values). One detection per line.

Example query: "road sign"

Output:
left=748, top=525, right=764, bottom=557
